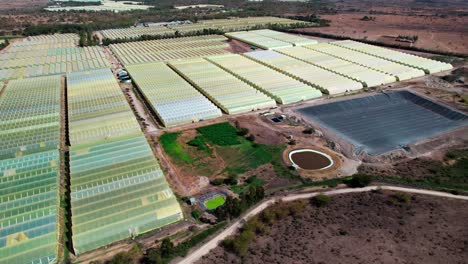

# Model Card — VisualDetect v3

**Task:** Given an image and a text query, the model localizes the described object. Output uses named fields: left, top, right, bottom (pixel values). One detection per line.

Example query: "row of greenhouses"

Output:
left=0, top=75, right=62, bottom=264
left=225, top=29, right=317, bottom=49
left=332, top=40, right=453, bottom=74
left=169, top=58, right=277, bottom=114
left=305, top=43, right=426, bottom=81
left=100, top=16, right=310, bottom=40
left=276, top=46, right=396, bottom=87
left=244, top=50, right=363, bottom=95
left=206, top=54, right=322, bottom=104
left=109, top=35, right=230, bottom=65
left=127, top=62, right=222, bottom=127
left=67, top=68, right=183, bottom=254
left=0, top=75, right=62, bottom=159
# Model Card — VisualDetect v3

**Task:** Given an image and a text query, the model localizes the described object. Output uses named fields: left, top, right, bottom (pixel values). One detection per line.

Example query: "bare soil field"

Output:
left=299, top=13, right=468, bottom=54
left=197, top=191, right=468, bottom=264
left=0, top=0, right=47, bottom=11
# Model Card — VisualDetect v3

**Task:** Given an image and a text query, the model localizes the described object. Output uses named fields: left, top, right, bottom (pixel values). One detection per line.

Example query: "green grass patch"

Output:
left=159, top=132, right=193, bottom=163
left=196, top=122, right=240, bottom=146
left=204, top=196, right=226, bottom=210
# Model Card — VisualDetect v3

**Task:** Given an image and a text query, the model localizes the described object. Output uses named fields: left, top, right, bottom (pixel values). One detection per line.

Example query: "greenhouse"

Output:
left=109, top=35, right=230, bottom=65
left=332, top=40, right=453, bottom=74
left=244, top=50, right=362, bottom=95
left=0, top=35, right=109, bottom=81
left=225, top=31, right=293, bottom=50
left=67, top=68, right=183, bottom=254
left=276, top=46, right=396, bottom=87
left=305, top=43, right=425, bottom=81
left=169, top=58, right=277, bottom=114
left=0, top=151, right=60, bottom=264
left=206, top=54, right=322, bottom=104
left=0, top=75, right=61, bottom=159
left=67, top=68, right=142, bottom=145
left=0, top=74, right=61, bottom=264
left=245, top=29, right=318, bottom=46
left=127, top=62, right=222, bottom=127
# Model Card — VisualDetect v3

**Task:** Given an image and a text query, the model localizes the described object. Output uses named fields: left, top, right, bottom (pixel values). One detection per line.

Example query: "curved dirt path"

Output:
left=177, top=185, right=468, bottom=264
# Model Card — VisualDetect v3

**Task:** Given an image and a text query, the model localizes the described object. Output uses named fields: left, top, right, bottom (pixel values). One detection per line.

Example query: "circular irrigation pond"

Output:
left=289, top=149, right=334, bottom=170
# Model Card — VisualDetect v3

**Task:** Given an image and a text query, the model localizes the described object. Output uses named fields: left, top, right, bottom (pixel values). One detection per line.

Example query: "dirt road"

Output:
left=177, top=185, right=468, bottom=264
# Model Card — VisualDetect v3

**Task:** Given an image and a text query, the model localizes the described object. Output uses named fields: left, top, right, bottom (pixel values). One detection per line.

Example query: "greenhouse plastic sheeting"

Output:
left=126, top=62, right=222, bottom=127
left=168, top=58, right=276, bottom=114
left=67, top=68, right=183, bottom=254
left=0, top=75, right=61, bottom=159
left=331, top=40, right=453, bottom=74
left=298, top=91, right=468, bottom=155
left=244, top=50, right=362, bottom=95
left=67, top=68, right=142, bottom=145
left=110, top=35, right=230, bottom=65
left=305, top=43, right=425, bottom=81
left=246, top=29, right=318, bottom=46
left=276, top=46, right=396, bottom=87
left=225, top=31, right=292, bottom=50
left=0, top=150, right=60, bottom=264
left=206, top=54, right=322, bottom=104
left=70, top=135, right=183, bottom=254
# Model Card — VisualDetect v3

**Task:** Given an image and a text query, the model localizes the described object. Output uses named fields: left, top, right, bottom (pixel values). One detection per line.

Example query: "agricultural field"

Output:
left=158, top=122, right=289, bottom=193
left=276, top=46, right=395, bottom=87
left=0, top=34, right=109, bottom=81
left=225, top=29, right=317, bottom=50
left=0, top=75, right=62, bottom=264
left=198, top=191, right=468, bottom=264
left=206, top=54, right=322, bottom=104
left=126, top=62, right=222, bottom=127
left=244, top=50, right=363, bottom=95
left=100, top=17, right=312, bottom=40
left=110, top=35, right=230, bottom=65
left=168, top=58, right=276, bottom=114
left=67, top=68, right=182, bottom=254
left=304, top=43, right=425, bottom=81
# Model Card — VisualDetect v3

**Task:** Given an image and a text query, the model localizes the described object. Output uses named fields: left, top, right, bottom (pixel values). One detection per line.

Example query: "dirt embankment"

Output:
left=197, top=191, right=468, bottom=264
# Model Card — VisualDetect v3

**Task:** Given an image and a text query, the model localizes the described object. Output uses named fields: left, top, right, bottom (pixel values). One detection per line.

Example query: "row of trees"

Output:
left=214, top=185, right=265, bottom=221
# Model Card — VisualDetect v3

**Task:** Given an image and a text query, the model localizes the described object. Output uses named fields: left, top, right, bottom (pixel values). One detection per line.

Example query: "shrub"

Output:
left=246, top=135, right=256, bottom=142
left=191, top=210, right=201, bottom=220
left=346, top=174, right=372, bottom=188
left=311, top=194, right=332, bottom=207
left=392, top=192, right=412, bottom=204
left=302, top=127, right=315, bottom=134
left=237, top=127, right=249, bottom=136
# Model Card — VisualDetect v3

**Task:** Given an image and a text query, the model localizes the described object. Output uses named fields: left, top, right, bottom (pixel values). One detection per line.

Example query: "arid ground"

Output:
left=197, top=191, right=468, bottom=264
left=299, top=13, right=468, bottom=54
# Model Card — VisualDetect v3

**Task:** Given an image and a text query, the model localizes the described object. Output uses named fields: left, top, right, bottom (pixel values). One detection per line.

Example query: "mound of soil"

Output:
left=197, top=191, right=467, bottom=264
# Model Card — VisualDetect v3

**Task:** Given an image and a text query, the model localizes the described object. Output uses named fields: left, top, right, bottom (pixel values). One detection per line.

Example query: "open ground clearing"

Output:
left=197, top=190, right=468, bottom=264
left=299, top=13, right=468, bottom=54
